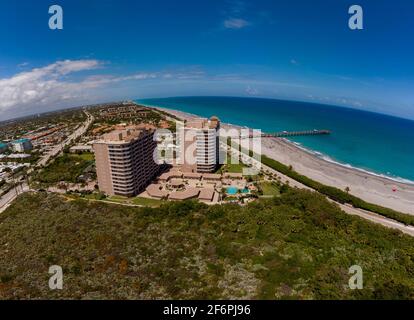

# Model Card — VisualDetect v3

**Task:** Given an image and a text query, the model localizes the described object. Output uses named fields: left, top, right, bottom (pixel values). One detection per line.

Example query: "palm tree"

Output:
left=345, top=186, right=350, bottom=193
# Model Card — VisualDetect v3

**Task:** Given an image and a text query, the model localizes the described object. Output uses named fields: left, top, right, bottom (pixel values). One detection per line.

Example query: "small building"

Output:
left=10, top=138, right=33, bottom=153
left=0, top=143, right=8, bottom=154
left=146, top=184, right=168, bottom=199
left=169, top=178, right=185, bottom=188
left=70, top=145, right=93, bottom=153
left=183, top=172, right=202, bottom=180
left=158, top=171, right=183, bottom=182
left=1, top=153, right=31, bottom=159
left=169, top=187, right=200, bottom=201
left=203, top=173, right=222, bottom=181
left=198, top=188, right=215, bottom=202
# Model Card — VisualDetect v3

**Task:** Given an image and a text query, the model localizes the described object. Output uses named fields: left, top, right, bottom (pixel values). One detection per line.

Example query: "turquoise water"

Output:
left=138, top=96, right=414, bottom=183
left=226, top=187, right=238, bottom=195
left=226, top=187, right=249, bottom=195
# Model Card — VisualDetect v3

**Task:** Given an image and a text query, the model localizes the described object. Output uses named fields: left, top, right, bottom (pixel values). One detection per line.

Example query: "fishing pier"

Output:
left=232, top=129, right=331, bottom=139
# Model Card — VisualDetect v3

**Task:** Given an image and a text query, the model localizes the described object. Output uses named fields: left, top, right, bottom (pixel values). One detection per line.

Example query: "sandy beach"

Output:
left=155, top=106, right=414, bottom=215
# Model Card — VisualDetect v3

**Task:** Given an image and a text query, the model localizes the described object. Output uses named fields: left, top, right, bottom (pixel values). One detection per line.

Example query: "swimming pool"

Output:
left=226, top=187, right=249, bottom=195
left=226, top=186, right=238, bottom=195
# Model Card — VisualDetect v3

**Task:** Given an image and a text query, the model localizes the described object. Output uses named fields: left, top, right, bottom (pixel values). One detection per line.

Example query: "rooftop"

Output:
left=97, top=126, right=153, bottom=144
left=169, top=187, right=200, bottom=200
left=183, top=172, right=202, bottom=179
left=198, top=188, right=215, bottom=201
left=203, top=173, right=222, bottom=180
left=169, top=178, right=185, bottom=187
left=185, top=116, right=220, bottom=130
left=146, top=184, right=168, bottom=198
left=159, top=171, right=183, bottom=181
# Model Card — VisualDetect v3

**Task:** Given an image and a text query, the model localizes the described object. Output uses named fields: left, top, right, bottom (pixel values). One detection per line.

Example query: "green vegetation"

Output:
left=73, top=152, right=94, bottom=161
left=217, top=154, right=248, bottom=174
left=222, top=163, right=245, bottom=174
left=132, top=197, right=163, bottom=207
left=0, top=190, right=413, bottom=299
left=68, top=193, right=163, bottom=208
left=34, top=154, right=93, bottom=185
left=106, top=195, right=129, bottom=203
left=260, top=181, right=280, bottom=197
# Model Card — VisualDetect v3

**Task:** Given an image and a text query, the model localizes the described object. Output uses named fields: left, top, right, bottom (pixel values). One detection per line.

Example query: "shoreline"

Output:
left=149, top=105, right=414, bottom=215
left=153, top=104, right=413, bottom=184
left=283, top=138, right=414, bottom=186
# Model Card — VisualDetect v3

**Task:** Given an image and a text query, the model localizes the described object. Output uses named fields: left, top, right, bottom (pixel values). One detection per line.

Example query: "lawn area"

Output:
left=216, top=153, right=249, bottom=174
left=224, top=163, right=246, bottom=173
left=217, top=162, right=248, bottom=174
left=132, top=197, right=163, bottom=207
left=260, top=182, right=280, bottom=197
left=73, top=152, right=95, bottom=161
left=105, top=195, right=130, bottom=204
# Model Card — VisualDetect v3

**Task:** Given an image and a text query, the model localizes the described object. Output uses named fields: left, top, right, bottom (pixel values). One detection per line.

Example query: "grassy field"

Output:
left=217, top=159, right=248, bottom=174
left=0, top=190, right=413, bottom=299
left=105, top=195, right=129, bottom=203
left=73, top=153, right=95, bottom=161
left=132, top=197, right=163, bottom=207
left=260, top=182, right=280, bottom=197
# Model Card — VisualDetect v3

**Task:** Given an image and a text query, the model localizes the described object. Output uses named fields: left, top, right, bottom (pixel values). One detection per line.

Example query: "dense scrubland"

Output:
left=0, top=188, right=413, bottom=300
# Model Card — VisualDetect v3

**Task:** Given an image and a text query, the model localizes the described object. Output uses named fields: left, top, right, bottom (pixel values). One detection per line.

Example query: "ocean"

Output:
left=138, top=96, right=414, bottom=184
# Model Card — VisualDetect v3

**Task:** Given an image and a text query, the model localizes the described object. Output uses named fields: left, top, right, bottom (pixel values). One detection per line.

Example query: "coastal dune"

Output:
left=260, top=137, right=414, bottom=215
left=157, top=107, right=414, bottom=215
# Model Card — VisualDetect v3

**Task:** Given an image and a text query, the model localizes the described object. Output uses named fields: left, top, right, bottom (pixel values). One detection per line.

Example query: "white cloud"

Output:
left=224, top=18, right=250, bottom=29
left=290, top=59, right=299, bottom=66
left=0, top=60, right=101, bottom=116
left=245, top=85, right=258, bottom=95
left=17, top=62, right=29, bottom=68
left=0, top=60, right=212, bottom=119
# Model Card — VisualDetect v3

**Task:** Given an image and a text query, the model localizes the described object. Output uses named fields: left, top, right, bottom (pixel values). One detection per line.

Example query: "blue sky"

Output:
left=0, top=0, right=413, bottom=120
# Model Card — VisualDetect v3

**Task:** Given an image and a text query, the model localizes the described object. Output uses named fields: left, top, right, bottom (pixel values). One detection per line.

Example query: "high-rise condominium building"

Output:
left=93, top=127, right=159, bottom=196
left=180, top=116, right=220, bottom=173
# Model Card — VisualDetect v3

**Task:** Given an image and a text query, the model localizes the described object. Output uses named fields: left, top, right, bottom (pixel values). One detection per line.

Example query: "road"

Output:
left=0, top=183, right=29, bottom=213
left=226, top=143, right=414, bottom=237
left=37, top=110, right=94, bottom=167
